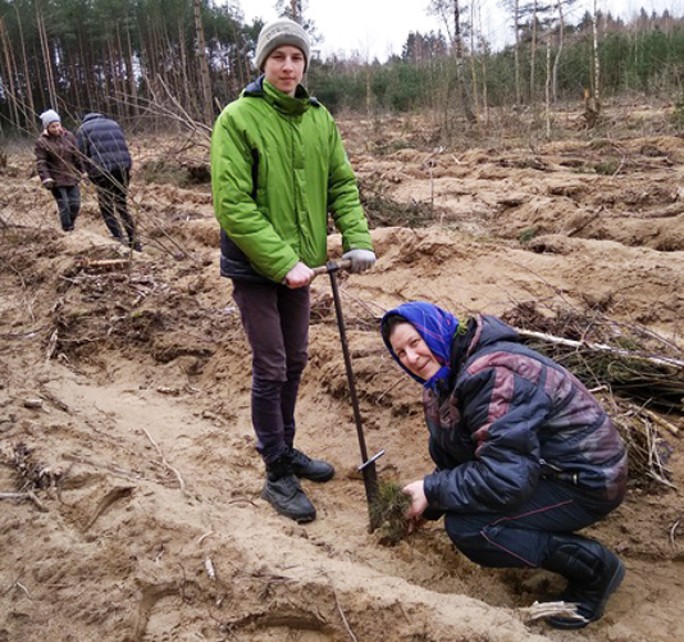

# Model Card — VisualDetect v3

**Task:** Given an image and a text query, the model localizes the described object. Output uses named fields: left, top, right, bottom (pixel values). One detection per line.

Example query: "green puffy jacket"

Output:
left=211, top=76, right=373, bottom=283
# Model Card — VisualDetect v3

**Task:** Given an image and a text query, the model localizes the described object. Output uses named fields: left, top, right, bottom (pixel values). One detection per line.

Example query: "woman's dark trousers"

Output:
left=51, top=185, right=80, bottom=231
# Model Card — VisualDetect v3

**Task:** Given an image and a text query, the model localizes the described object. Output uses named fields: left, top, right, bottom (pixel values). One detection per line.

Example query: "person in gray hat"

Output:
left=211, top=18, right=376, bottom=523
left=254, top=17, right=311, bottom=74
left=34, top=109, right=86, bottom=232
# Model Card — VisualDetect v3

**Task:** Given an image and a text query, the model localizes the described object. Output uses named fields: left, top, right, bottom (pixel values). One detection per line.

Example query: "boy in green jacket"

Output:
left=211, top=18, right=376, bottom=523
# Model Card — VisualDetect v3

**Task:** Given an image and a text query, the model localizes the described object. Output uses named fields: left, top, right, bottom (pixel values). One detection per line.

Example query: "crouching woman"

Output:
left=381, top=301, right=628, bottom=629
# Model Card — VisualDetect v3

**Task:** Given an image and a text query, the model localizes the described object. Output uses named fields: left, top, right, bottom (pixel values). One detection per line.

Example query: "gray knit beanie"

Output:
left=255, top=18, right=310, bottom=72
left=40, top=109, right=61, bottom=129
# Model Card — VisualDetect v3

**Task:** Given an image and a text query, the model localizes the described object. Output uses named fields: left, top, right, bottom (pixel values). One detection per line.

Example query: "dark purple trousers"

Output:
left=231, top=279, right=310, bottom=465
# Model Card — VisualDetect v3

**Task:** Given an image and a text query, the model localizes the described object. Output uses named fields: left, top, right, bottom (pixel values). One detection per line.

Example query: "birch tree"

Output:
left=591, top=0, right=600, bottom=114
left=551, top=0, right=578, bottom=102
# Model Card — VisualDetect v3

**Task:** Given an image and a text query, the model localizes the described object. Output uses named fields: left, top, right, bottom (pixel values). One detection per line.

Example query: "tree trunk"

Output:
left=582, top=0, right=601, bottom=128
left=125, top=23, right=139, bottom=116
left=551, top=0, right=564, bottom=102
left=0, top=19, right=20, bottom=129
left=78, top=32, right=94, bottom=115
left=514, top=0, right=521, bottom=105
left=472, top=0, right=489, bottom=125
left=15, top=6, right=36, bottom=130
left=68, top=59, right=83, bottom=117
left=162, top=25, right=180, bottom=107
left=193, top=0, right=214, bottom=125
left=114, top=24, right=127, bottom=121
left=592, top=0, right=601, bottom=111
left=452, top=0, right=476, bottom=123
left=106, top=35, right=121, bottom=119
left=365, top=63, right=373, bottom=119
left=36, top=1, right=58, bottom=112
left=177, top=21, right=191, bottom=114
left=529, top=0, right=538, bottom=102
left=469, top=1, right=479, bottom=118
left=545, top=36, right=551, bottom=138
left=145, top=14, right=162, bottom=100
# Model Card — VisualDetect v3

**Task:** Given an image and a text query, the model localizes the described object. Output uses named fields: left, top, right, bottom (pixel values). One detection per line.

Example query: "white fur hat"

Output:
left=40, top=109, right=61, bottom=129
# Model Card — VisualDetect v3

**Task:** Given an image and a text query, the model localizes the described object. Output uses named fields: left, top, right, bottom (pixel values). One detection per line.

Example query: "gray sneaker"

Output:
left=261, top=473, right=316, bottom=523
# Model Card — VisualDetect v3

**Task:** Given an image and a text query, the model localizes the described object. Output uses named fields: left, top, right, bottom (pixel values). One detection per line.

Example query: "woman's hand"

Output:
left=402, top=479, right=429, bottom=533
left=283, top=261, right=314, bottom=289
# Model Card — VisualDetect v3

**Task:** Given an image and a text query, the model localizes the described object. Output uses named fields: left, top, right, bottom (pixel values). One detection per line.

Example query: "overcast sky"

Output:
left=238, top=0, right=682, bottom=62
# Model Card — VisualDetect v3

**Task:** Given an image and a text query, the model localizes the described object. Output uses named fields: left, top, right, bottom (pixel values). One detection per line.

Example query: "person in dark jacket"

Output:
left=381, top=301, right=628, bottom=629
left=211, top=18, right=375, bottom=524
left=77, top=113, right=140, bottom=251
left=34, top=109, right=85, bottom=232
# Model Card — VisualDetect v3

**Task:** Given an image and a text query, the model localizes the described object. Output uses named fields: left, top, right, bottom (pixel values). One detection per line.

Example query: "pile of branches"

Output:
left=605, top=396, right=676, bottom=489
left=503, top=301, right=684, bottom=412
left=358, top=178, right=436, bottom=229
left=502, top=301, right=682, bottom=489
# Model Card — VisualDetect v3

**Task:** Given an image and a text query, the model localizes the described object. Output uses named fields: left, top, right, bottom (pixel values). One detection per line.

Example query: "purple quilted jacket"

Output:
left=420, top=314, right=628, bottom=514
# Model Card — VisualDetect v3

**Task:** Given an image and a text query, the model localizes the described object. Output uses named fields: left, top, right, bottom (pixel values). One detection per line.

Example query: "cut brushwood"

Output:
left=502, top=302, right=684, bottom=414
left=516, top=328, right=684, bottom=370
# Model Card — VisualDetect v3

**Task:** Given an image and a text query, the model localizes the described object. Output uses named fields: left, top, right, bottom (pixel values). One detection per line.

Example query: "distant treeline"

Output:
left=314, top=15, right=684, bottom=113
left=0, top=0, right=682, bottom=136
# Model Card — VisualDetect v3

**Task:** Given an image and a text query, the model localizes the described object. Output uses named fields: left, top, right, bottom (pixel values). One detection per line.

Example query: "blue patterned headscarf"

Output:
left=381, top=301, right=459, bottom=388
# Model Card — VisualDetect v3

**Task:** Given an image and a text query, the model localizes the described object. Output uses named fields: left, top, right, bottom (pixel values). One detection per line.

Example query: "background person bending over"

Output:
left=34, top=109, right=85, bottom=232
left=77, top=112, right=140, bottom=251
left=381, top=301, right=627, bottom=629
left=211, top=18, right=376, bottom=524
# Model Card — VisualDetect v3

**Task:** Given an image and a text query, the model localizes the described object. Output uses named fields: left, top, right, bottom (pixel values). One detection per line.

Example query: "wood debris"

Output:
left=518, top=600, right=586, bottom=624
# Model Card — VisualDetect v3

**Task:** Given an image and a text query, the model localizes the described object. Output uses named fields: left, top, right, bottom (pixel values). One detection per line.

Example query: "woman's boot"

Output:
left=542, top=534, right=625, bottom=629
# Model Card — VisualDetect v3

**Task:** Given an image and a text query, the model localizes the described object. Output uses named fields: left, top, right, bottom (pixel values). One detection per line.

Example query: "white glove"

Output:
left=342, top=249, right=376, bottom=274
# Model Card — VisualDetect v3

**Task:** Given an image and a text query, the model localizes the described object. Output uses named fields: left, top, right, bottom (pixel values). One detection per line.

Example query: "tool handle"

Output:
left=312, top=258, right=352, bottom=276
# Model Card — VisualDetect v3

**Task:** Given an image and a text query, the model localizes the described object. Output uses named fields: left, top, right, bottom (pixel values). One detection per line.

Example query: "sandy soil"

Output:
left=1, top=104, right=683, bottom=642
